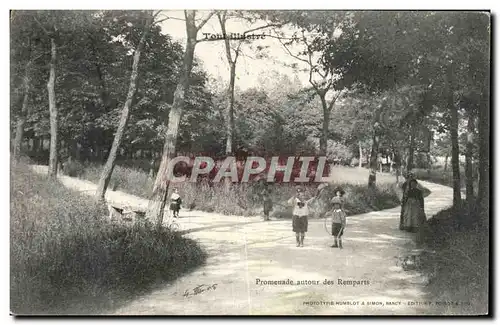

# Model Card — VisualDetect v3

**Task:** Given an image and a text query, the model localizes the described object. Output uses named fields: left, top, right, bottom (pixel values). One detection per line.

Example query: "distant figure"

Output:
left=170, top=188, right=182, bottom=218
left=288, top=188, right=316, bottom=247
left=260, top=182, right=273, bottom=221
left=401, top=179, right=426, bottom=232
left=327, top=196, right=347, bottom=249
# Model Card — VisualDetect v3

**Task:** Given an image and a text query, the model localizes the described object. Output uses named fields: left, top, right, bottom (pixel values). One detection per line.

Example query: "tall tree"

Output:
left=278, top=29, right=343, bottom=155
left=95, top=11, right=157, bottom=200
left=10, top=12, right=44, bottom=163
left=465, top=107, right=475, bottom=205
left=446, top=63, right=462, bottom=207
left=475, top=14, right=491, bottom=220
left=217, top=11, right=237, bottom=156
left=12, top=54, right=33, bottom=163
left=477, top=71, right=489, bottom=219
left=33, top=12, right=59, bottom=177
left=215, top=11, right=278, bottom=156
left=147, top=10, right=214, bottom=228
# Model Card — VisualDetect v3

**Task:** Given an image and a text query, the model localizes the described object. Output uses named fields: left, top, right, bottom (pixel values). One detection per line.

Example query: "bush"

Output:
left=416, top=204, right=488, bottom=315
left=10, top=162, right=207, bottom=314
left=414, top=152, right=430, bottom=169
left=61, top=159, right=86, bottom=177
left=80, top=163, right=153, bottom=197
left=267, top=182, right=402, bottom=219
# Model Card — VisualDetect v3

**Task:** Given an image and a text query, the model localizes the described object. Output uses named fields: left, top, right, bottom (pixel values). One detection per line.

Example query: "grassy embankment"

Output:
left=11, top=160, right=207, bottom=315
left=412, top=163, right=487, bottom=314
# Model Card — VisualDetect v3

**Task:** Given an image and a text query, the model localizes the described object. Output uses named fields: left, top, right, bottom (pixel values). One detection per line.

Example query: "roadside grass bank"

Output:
left=417, top=203, right=488, bottom=315
left=11, top=161, right=207, bottom=314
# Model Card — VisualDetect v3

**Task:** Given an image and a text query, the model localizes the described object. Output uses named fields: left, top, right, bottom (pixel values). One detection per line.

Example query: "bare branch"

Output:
left=234, top=41, right=244, bottom=62
left=154, top=17, right=170, bottom=24
left=33, top=15, right=50, bottom=36
left=239, top=52, right=254, bottom=60
left=152, top=10, right=162, bottom=20
left=258, top=33, right=302, bottom=41
left=217, top=11, right=233, bottom=64
left=196, top=11, right=215, bottom=31
left=316, top=67, right=327, bottom=80
left=308, top=66, right=321, bottom=94
left=242, top=23, right=283, bottom=35
left=328, top=90, right=344, bottom=111
left=277, top=35, right=310, bottom=65
left=32, top=52, right=46, bottom=62
left=161, top=16, right=186, bottom=22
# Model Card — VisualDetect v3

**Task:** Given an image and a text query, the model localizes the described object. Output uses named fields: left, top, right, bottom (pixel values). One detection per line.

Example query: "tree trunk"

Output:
left=395, top=153, right=400, bottom=184
left=13, top=59, right=33, bottom=163
left=368, top=125, right=380, bottom=187
left=319, top=97, right=330, bottom=156
left=477, top=68, right=490, bottom=219
left=95, top=15, right=151, bottom=200
left=447, top=64, right=462, bottom=208
left=47, top=37, right=58, bottom=178
left=33, top=137, right=40, bottom=154
left=407, top=124, right=416, bottom=173
left=13, top=116, right=26, bottom=163
left=465, top=109, right=475, bottom=210
left=218, top=13, right=237, bottom=156
left=225, top=62, right=236, bottom=155
left=358, top=142, right=363, bottom=168
left=147, top=10, right=203, bottom=228
left=426, top=152, right=432, bottom=175
left=444, top=154, right=449, bottom=171
left=223, top=63, right=236, bottom=190
left=426, top=130, right=433, bottom=175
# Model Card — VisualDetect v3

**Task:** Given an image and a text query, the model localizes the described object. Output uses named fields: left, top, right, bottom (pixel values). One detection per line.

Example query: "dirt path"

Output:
left=30, top=165, right=454, bottom=315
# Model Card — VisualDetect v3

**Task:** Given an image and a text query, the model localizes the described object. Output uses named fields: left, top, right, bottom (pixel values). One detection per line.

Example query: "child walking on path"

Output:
left=288, top=188, right=316, bottom=247
left=328, top=196, right=347, bottom=248
left=170, top=188, right=182, bottom=218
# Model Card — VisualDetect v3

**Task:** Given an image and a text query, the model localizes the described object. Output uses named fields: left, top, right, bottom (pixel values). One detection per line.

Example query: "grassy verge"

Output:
left=72, top=162, right=404, bottom=217
left=417, top=204, right=488, bottom=315
left=10, top=161, right=207, bottom=315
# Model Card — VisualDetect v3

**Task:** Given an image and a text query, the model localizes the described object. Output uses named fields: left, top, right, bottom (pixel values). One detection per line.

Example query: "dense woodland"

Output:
left=10, top=10, right=490, bottom=226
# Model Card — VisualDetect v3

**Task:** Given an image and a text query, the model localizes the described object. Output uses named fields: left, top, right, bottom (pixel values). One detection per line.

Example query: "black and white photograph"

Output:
left=8, top=8, right=491, bottom=316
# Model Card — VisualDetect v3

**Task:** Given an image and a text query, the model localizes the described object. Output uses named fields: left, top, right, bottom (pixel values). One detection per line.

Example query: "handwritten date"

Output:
left=183, top=284, right=218, bottom=297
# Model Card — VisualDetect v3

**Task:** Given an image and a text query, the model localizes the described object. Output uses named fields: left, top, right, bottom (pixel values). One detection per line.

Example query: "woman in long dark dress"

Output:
left=399, top=172, right=414, bottom=230
left=401, top=179, right=426, bottom=232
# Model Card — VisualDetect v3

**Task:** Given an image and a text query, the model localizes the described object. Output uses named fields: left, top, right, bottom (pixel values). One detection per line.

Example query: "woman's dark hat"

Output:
left=333, top=186, right=345, bottom=195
